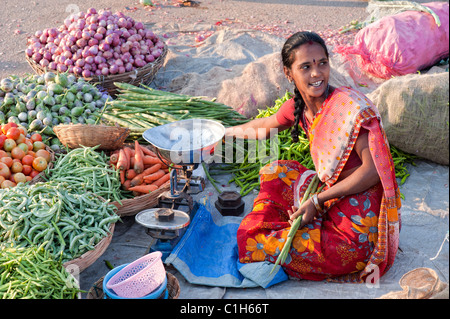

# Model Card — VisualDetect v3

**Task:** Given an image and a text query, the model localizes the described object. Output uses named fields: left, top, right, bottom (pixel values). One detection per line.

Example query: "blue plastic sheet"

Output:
left=165, top=203, right=288, bottom=288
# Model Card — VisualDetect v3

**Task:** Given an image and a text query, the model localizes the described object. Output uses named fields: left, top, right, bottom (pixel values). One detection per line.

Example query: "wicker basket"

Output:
left=86, top=271, right=180, bottom=299
left=25, top=45, right=168, bottom=96
left=29, top=145, right=56, bottom=185
left=53, top=124, right=129, bottom=151
left=63, top=222, right=115, bottom=273
left=111, top=181, right=170, bottom=217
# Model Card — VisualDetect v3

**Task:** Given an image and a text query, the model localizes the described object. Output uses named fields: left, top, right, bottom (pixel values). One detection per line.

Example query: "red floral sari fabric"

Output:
left=236, top=87, right=401, bottom=282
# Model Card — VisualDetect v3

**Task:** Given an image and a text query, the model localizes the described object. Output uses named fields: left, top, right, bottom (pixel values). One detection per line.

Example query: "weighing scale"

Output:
left=135, top=119, right=225, bottom=260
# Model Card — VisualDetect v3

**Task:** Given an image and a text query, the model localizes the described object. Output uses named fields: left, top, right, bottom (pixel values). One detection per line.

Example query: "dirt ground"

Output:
left=0, top=0, right=376, bottom=80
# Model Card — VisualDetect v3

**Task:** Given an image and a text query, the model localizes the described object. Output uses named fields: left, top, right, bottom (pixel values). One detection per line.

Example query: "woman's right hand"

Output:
left=288, top=199, right=317, bottom=228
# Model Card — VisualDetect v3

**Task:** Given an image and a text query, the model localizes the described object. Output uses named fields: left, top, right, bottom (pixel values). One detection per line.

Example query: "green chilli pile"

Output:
left=0, top=243, right=82, bottom=299
left=209, top=91, right=416, bottom=196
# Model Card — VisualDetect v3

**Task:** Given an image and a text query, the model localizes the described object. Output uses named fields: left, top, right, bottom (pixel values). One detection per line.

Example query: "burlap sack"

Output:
left=378, top=267, right=448, bottom=299
left=368, top=71, right=449, bottom=165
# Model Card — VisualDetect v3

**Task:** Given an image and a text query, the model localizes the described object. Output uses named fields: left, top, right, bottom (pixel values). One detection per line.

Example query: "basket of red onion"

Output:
left=25, top=8, right=167, bottom=96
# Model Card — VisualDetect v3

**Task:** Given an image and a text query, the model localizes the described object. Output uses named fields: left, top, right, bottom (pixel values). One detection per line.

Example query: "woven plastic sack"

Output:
left=368, top=71, right=449, bottom=165
left=335, top=2, right=449, bottom=79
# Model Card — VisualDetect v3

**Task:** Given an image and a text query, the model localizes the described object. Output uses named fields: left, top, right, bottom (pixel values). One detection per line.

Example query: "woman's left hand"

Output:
left=288, top=199, right=317, bottom=228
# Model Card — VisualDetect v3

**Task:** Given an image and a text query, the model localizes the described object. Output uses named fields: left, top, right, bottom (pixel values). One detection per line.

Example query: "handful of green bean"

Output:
left=101, top=82, right=249, bottom=140
left=0, top=181, right=120, bottom=262
left=0, top=243, right=82, bottom=299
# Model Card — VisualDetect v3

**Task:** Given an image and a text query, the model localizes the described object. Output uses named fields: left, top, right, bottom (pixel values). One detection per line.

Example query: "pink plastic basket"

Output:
left=105, top=251, right=166, bottom=298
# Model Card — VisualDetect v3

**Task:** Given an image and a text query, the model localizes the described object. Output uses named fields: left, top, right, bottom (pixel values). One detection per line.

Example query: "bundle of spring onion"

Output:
left=101, top=82, right=249, bottom=141
left=209, top=91, right=416, bottom=196
left=0, top=243, right=82, bottom=299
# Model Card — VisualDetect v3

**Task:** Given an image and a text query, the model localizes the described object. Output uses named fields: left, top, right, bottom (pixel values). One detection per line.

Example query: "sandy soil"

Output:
left=0, top=0, right=376, bottom=79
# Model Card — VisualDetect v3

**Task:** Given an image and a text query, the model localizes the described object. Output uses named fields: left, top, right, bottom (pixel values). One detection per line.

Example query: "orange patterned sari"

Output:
left=237, top=87, right=401, bottom=282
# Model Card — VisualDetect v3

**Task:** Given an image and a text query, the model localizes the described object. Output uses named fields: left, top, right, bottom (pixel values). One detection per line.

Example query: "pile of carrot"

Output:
left=109, top=141, right=171, bottom=195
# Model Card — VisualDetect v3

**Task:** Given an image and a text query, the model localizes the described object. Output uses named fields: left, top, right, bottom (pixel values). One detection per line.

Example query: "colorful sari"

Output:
left=236, top=87, right=402, bottom=282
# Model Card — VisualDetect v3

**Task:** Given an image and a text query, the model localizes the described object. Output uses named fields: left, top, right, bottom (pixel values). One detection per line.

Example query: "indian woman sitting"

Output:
left=225, top=31, right=402, bottom=283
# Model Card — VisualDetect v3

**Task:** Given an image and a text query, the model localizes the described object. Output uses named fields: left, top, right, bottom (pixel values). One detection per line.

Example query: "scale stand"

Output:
left=135, top=208, right=190, bottom=261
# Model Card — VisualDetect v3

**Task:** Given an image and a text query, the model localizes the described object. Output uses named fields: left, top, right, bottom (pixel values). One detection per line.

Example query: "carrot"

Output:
left=122, top=179, right=131, bottom=191
left=129, top=164, right=162, bottom=187
left=124, top=147, right=133, bottom=170
left=120, top=170, right=125, bottom=184
left=143, top=169, right=165, bottom=183
left=140, top=145, right=157, bottom=157
left=117, top=149, right=127, bottom=171
left=142, top=156, right=164, bottom=165
left=134, top=140, right=144, bottom=174
left=128, top=184, right=159, bottom=194
left=151, top=172, right=171, bottom=187
left=126, top=169, right=137, bottom=180
left=110, top=152, right=119, bottom=165
left=130, top=174, right=144, bottom=187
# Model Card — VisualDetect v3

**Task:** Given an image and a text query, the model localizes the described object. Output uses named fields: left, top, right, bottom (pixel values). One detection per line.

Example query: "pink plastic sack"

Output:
left=335, top=2, right=449, bottom=79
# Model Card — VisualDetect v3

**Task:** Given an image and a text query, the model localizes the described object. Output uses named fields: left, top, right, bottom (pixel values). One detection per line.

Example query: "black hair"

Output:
left=281, top=31, right=329, bottom=142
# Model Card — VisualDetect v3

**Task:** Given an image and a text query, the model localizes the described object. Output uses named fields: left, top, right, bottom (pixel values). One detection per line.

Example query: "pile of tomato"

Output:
left=0, top=122, right=52, bottom=188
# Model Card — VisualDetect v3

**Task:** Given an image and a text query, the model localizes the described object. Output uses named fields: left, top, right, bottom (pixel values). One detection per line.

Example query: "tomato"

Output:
left=0, top=162, right=11, bottom=179
left=17, top=143, right=29, bottom=153
left=0, top=176, right=5, bottom=185
left=11, top=161, right=23, bottom=174
left=26, top=175, right=32, bottom=182
left=0, top=156, right=13, bottom=168
left=6, top=127, right=20, bottom=140
left=18, top=126, right=27, bottom=136
left=29, top=169, right=40, bottom=178
left=21, top=154, right=34, bottom=166
left=35, top=149, right=51, bottom=163
left=1, top=123, right=13, bottom=135
left=33, top=141, right=46, bottom=152
left=22, top=164, right=32, bottom=176
left=24, top=138, right=33, bottom=151
left=0, top=135, right=7, bottom=149
left=32, top=157, right=47, bottom=172
left=15, top=134, right=26, bottom=145
left=11, top=147, right=25, bottom=160
left=30, top=133, right=43, bottom=142
left=27, top=150, right=36, bottom=157
left=3, top=139, right=16, bottom=152
left=0, top=150, right=7, bottom=158
left=13, top=172, right=27, bottom=184
left=1, top=180, right=16, bottom=189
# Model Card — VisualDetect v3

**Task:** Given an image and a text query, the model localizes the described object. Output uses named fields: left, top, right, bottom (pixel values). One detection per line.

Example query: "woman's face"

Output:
left=284, top=42, right=330, bottom=101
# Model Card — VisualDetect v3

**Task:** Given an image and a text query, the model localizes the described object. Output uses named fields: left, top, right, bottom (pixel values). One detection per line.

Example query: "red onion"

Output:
left=75, top=58, right=85, bottom=67
left=94, top=55, right=103, bottom=64
left=94, top=33, right=103, bottom=41
left=48, top=62, right=57, bottom=70
left=25, top=48, right=33, bottom=57
left=101, top=67, right=109, bottom=75
left=88, top=8, right=97, bottom=15
left=89, top=45, right=99, bottom=56
left=73, top=66, right=82, bottom=75
left=109, top=64, right=118, bottom=74
left=63, top=50, right=72, bottom=59
left=57, top=64, right=68, bottom=72
left=103, top=50, right=113, bottom=59
left=125, top=62, right=133, bottom=72
left=39, top=59, right=49, bottom=67
left=118, top=66, right=126, bottom=74
left=32, top=52, right=42, bottom=62
left=85, top=55, right=94, bottom=64
left=145, top=54, right=155, bottom=63
left=88, top=38, right=98, bottom=46
left=105, top=35, right=113, bottom=45
left=64, top=58, right=74, bottom=66
left=76, top=38, right=87, bottom=48
left=99, top=42, right=110, bottom=52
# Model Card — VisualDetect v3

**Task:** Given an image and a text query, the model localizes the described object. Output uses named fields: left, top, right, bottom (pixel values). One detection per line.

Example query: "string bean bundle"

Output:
left=101, top=82, right=249, bottom=140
